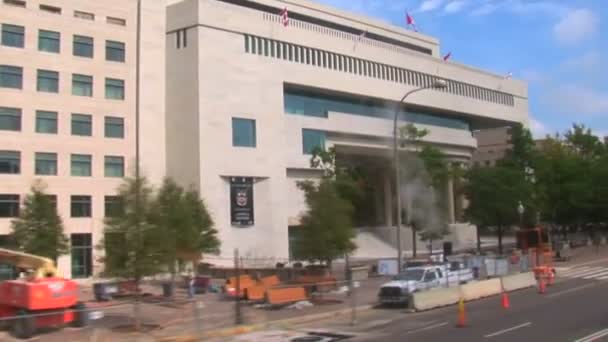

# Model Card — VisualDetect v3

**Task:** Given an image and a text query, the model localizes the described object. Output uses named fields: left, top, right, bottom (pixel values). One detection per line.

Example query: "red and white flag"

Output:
left=443, top=52, right=452, bottom=61
left=280, top=7, right=289, bottom=27
left=406, top=12, right=418, bottom=31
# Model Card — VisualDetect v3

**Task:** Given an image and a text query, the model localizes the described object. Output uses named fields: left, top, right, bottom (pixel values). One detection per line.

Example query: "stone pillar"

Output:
left=384, top=175, right=393, bottom=227
left=447, top=176, right=456, bottom=224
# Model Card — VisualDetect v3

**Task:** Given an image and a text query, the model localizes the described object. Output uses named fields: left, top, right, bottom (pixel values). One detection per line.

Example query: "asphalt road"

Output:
left=352, top=277, right=608, bottom=342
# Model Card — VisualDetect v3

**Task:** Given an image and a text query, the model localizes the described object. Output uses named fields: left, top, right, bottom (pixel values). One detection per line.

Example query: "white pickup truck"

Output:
left=378, top=262, right=474, bottom=306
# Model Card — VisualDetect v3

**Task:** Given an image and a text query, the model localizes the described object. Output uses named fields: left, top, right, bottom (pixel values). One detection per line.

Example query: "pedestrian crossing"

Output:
left=558, top=266, right=608, bottom=281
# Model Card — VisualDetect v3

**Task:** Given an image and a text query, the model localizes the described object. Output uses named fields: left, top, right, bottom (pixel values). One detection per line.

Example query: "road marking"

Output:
left=597, top=275, right=608, bottom=280
left=583, top=270, right=608, bottom=279
left=561, top=267, right=604, bottom=278
left=546, top=283, right=597, bottom=298
left=558, top=266, right=591, bottom=276
left=484, top=322, right=532, bottom=338
left=406, top=321, right=449, bottom=334
left=574, top=328, right=608, bottom=342
left=568, top=257, right=608, bottom=269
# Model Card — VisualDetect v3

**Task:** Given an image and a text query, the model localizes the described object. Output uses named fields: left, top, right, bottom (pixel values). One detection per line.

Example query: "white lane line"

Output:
left=574, top=328, right=608, bottom=342
left=546, top=283, right=597, bottom=298
left=583, top=270, right=608, bottom=279
left=484, top=322, right=532, bottom=338
left=406, top=321, right=449, bottom=334
left=597, top=275, right=608, bottom=280
left=559, top=266, right=591, bottom=276
left=563, top=268, right=606, bottom=278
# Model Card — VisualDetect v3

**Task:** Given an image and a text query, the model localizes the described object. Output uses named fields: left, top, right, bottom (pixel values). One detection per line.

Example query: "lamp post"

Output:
left=393, top=79, right=447, bottom=272
left=517, top=201, right=524, bottom=229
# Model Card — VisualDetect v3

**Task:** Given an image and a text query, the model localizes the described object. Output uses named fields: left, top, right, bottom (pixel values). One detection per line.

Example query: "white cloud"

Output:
left=470, top=0, right=568, bottom=17
left=530, top=117, right=550, bottom=138
left=418, top=0, right=445, bottom=12
left=553, top=9, right=600, bottom=46
left=562, top=51, right=601, bottom=72
left=547, top=85, right=608, bottom=116
left=520, top=70, right=545, bottom=84
left=470, top=2, right=500, bottom=16
left=444, top=1, right=468, bottom=13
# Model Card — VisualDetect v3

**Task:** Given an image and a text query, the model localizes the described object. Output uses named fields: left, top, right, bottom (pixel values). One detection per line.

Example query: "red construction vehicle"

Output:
left=0, top=248, right=88, bottom=339
left=515, top=226, right=556, bottom=283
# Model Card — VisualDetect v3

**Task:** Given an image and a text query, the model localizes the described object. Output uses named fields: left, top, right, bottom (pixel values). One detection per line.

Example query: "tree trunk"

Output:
left=497, top=226, right=503, bottom=256
left=412, top=229, right=417, bottom=258
left=476, top=225, right=482, bottom=253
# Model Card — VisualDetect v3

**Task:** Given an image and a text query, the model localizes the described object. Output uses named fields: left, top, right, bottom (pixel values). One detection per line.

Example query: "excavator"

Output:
left=0, top=248, right=88, bottom=339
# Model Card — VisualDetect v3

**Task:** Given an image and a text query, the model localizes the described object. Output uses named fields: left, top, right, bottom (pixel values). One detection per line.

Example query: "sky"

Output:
left=314, top=0, right=607, bottom=139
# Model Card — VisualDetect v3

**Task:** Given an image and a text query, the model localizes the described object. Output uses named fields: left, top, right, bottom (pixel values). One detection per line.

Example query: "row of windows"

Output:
left=3, top=0, right=127, bottom=26
left=231, top=117, right=325, bottom=155
left=0, top=151, right=124, bottom=177
left=0, top=194, right=123, bottom=218
left=244, top=35, right=515, bottom=107
left=0, top=66, right=125, bottom=99
left=0, top=107, right=124, bottom=138
left=1, top=23, right=125, bottom=62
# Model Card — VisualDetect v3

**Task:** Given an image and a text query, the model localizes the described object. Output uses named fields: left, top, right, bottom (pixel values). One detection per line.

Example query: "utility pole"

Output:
left=133, top=0, right=142, bottom=331
left=234, top=248, right=243, bottom=325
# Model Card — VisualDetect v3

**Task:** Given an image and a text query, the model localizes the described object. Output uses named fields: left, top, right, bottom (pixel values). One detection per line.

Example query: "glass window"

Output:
left=0, top=195, right=19, bottom=218
left=70, top=195, right=91, bottom=217
left=105, top=40, right=125, bottom=62
left=74, top=11, right=94, bottom=20
left=104, top=116, right=124, bottom=138
left=37, top=69, right=59, bottom=93
left=105, top=78, right=124, bottom=100
left=3, top=0, right=26, bottom=7
left=232, top=118, right=256, bottom=148
left=38, top=30, right=60, bottom=53
left=0, top=150, right=20, bottom=174
left=71, top=113, right=92, bottom=136
left=35, top=152, right=57, bottom=175
left=39, top=4, right=61, bottom=14
left=104, top=196, right=123, bottom=217
left=36, top=110, right=57, bottom=134
left=71, top=154, right=91, bottom=176
left=0, top=65, right=23, bottom=89
left=107, top=17, right=126, bottom=26
left=1, top=24, right=24, bottom=48
left=0, top=107, right=21, bottom=131
left=302, top=129, right=326, bottom=155
left=72, top=74, right=92, bottom=96
left=104, top=156, right=124, bottom=177
left=73, top=35, right=93, bottom=57
left=71, top=233, right=92, bottom=278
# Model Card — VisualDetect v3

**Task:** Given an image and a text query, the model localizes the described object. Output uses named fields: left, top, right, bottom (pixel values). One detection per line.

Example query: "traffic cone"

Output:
left=538, top=277, right=546, bottom=294
left=501, top=291, right=510, bottom=309
left=456, top=298, right=466, bottom=327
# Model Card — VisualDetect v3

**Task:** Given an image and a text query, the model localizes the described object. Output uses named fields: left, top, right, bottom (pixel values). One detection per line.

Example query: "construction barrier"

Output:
left=501, top=272, right=536, bottom=292
left=266, top=287, right=308, bottom=306
left=460, top=278, right=502, bottom=301
left=411, top=286, right=461, bottom=311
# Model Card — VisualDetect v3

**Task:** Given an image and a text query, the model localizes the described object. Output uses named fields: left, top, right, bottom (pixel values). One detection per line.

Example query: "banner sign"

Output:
left=230, top=177, right=254, bottom=226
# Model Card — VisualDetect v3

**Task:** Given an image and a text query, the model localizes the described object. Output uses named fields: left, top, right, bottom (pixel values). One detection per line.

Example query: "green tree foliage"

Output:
left=10, top=182, right=69, bottom=261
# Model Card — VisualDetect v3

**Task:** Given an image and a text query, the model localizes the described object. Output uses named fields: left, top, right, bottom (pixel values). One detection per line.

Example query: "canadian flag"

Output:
left=280, top=7, right=289, bottom=27
left=443, top=52, right=452, bottom=61
left=406, top=12, right=418, bottom=31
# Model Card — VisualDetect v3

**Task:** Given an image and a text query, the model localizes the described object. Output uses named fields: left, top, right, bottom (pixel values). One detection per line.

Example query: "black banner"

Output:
left=230, top=177, right=254, bottom=226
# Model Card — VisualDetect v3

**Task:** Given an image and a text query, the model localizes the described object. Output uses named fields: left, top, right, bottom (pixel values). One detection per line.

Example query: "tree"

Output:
left=10, top=182, right=69, bottom=261
left=294, top=178, right=356, bottom=266
left=152, top=178, right=220, bottom=282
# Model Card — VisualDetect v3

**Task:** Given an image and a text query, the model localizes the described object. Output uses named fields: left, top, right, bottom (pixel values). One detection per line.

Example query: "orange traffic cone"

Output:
left=538, top=277, right=546, bottom=294
left=457, top=298, right=466, bottom=327
left=501, top=291, right=510, bottom=309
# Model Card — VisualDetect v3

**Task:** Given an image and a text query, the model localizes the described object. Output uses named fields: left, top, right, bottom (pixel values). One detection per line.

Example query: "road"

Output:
left=294, top=258, right=608, bottom=342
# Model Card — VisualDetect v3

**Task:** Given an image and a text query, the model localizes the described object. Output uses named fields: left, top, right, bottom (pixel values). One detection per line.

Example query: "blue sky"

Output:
left=315, top=0, right=607, bottom=138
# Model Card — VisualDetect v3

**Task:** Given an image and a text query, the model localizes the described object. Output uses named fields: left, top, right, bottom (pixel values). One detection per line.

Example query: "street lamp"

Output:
left=517, top=201, right=524, bottom=229
left=393, top=79, right=447, bottom=272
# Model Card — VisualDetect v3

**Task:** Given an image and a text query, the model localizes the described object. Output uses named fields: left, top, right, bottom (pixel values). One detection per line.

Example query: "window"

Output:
left=71, top=114, right=92, bottom=136
left=3, top=0, right=26, bottom=7
left=73, top=35, right=93, bottom=57
left=0, top=65, right=22, bottom=89
left=107, top=17, right=126, bottom=26
left=70, top=195, right=91, bottom=217
left=104, top=196, right=123, bottom=217
left=36, top=110, right=57, bottom=134
left=105, top=78, right=124, bottom=100
left=0, top=107, right=20, bottom=131
left=1, top=24, right=24, bottom=48
left=0, top=195, right=19, bottom=218
left=39, top=4, right=61, bottom=14
left=71, top=154, right=91, bottom=176
left=104, top=156, right=124, bottom=177
left=232, top=118, right=256, bottom=147
left=105, top=40, right=125, bottom=62
left=71, top=233, right=92, bottom=278
left=302, top=129, right=325, bottom=154
left=72, top=74, right=92, bottom=96
left=35, top=152, right=57, bottom=175
left=37, top=69, right=59, bottom=93
left=38, top=30, right=60, bottom=53
left=104, top=116, right=124, bottom=138
left=74, top=10, right=94, bottom=20
left=0, top=150, right=20, bottom=174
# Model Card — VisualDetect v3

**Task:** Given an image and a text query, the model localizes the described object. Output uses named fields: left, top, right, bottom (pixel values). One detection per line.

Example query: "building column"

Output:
left=374, top=181, right=384, bottom=224
left=384, top=175, right=393, bottom=227
left=447, top=176, right=456, bottom=224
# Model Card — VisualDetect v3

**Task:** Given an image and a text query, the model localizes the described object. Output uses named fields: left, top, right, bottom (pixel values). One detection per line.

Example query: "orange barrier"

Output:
left=456, top=298, right=466, bottom=327
left=246, top=285, right=267, bottom=301
left=266, top=287, right=308, bottom=305
left=260, top=275, right=281, bottom=288
left=295, top=275, right=337, bottom=292
left=224, top=275, right=256, bottom=298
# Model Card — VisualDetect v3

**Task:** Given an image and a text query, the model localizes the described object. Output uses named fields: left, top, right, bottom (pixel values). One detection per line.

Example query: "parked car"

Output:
left=378, top=263, right=474, bottom=306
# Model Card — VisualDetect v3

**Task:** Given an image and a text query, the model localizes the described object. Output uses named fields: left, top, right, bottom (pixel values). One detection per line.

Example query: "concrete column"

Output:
left=374, top=185, right=384, bottom=224
left=384, top=175, right=393, bottom=227
left=447, top=176, right=456, bottom=224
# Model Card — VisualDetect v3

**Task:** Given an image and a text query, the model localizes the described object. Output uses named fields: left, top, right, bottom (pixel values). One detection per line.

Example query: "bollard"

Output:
left=501, top=291, right=510, bottom=309
left=538, top=277, right=546, bottom=294
left=456, top=298, right=466, bottom=328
